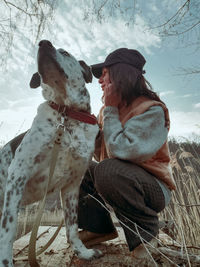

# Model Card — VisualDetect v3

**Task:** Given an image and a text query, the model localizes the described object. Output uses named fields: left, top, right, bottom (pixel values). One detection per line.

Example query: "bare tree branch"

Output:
left=175, top=67, right=200, bottom=76
left=152, top=0, right=190, bottom=30
left=0, top=0, right=58, bottom=69
left=3, top=0, right=38, bottom=16
left=82, top=0, right=200, bottom=77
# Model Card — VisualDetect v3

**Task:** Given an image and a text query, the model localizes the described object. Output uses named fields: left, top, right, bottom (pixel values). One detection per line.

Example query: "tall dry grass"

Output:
left=160, top=140, right=200, bottom=255
left=16, top=207, right=63, bottom=240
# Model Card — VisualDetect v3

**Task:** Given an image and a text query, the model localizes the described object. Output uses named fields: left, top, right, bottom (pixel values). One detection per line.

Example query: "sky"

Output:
left=0, top=0, right=200, bottom=144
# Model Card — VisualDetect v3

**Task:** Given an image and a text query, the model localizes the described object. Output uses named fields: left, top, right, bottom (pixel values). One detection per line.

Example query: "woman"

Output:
left=78, top=48, right=176, bottom=256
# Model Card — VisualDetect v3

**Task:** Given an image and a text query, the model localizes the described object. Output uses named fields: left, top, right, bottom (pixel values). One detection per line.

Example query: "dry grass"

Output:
left=160, top=141, right=200, bottom=257
left=16, top=208, right=63, bottom=240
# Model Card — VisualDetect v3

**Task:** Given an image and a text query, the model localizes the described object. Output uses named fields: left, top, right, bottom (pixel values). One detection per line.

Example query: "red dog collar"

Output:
left=48, top=101, right=98, bottom=125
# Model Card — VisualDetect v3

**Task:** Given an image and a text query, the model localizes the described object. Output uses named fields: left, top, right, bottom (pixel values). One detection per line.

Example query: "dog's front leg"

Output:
left=0, top=169, right=28, bottom=267
left=61, top=185, right=102, bottom=260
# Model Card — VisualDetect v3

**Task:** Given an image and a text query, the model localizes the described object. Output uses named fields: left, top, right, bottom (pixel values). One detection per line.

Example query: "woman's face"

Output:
left=98, top=68, right=110, bottom=92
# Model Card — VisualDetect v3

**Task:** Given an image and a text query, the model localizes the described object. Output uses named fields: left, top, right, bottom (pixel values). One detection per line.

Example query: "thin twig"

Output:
left=152, top=0, right=190, bottom=29
left=175, top=203, right=200, bottom=207
left=168, top=244, right=200, bottom=250
left=3, top=0, right=38, bottom=16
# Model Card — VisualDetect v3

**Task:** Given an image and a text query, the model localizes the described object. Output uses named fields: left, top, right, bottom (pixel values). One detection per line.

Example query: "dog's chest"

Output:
left=21, top=120, right=98, bottom=204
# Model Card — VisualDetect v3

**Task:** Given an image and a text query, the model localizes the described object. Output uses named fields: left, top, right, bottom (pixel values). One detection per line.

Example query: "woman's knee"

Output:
left=94, top=158, right=119, bottom=194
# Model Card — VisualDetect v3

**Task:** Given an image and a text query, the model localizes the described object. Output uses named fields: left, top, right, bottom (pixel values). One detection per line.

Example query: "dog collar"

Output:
left=48, top=101, right=98, bottom=125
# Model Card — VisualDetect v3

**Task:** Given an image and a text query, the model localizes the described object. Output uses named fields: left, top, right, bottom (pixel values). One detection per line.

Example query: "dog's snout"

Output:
left=39, top=40, right=53, bottom=48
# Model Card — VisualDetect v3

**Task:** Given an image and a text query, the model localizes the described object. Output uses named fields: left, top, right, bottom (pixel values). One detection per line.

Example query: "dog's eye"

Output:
left=60, top=51, right=70, bottom=57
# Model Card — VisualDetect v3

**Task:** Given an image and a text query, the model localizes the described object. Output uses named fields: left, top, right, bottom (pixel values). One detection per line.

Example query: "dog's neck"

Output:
left=65, top=84, right=91, bottom=112
left=42, top=83, right=91, bottom=113
left=48, top=101, right=97, bottom=125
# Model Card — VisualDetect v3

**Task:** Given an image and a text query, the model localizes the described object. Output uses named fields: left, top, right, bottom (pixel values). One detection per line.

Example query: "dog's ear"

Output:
left=30, top=72, right=41, bottom=88
left=79, top=60, right=93, bottom=83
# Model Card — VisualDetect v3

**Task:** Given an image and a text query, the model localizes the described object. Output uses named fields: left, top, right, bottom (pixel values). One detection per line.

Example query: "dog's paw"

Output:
left=90, top=248, right=103, bottom=259
left=75, top=248, right=103, bottom=260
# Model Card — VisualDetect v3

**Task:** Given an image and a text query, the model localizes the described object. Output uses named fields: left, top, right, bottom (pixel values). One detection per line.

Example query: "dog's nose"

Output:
left=39, top=40, right=53, bottom=48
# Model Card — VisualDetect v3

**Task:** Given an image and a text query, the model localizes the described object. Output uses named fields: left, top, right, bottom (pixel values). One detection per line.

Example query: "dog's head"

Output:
left=30, top=40, right=92, bottom=111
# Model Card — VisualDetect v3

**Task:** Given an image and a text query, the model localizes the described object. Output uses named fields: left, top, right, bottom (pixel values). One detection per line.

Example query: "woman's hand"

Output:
left=103, top=82, right=121, bottom=107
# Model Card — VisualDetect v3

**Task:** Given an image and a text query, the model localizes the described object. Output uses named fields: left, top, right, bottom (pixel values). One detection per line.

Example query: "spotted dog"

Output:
left=0, top=40, right=101, bottom=266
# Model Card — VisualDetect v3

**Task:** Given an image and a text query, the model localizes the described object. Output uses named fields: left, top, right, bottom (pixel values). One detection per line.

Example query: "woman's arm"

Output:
left=103, top=105, right=168, bottom=162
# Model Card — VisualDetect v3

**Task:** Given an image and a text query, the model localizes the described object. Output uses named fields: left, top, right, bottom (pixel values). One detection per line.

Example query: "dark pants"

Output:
left=78, top=159, right=165, bottom=251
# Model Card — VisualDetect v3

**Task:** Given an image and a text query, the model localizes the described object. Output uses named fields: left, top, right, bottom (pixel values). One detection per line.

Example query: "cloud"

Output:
left=159, top=91, right=174, bottom=97
left=53, top=1, right=161, bottom=64
left=0, top=0, right=163, bottom=143
left=0, top=101, right=40, bottom=143
left=182, top=94, right=192, bottom=98
left=0, top=0, right=199, bottom=143
left=194, top=103, right=200, bottom=109
left=169, top=110, right=200, bottom=138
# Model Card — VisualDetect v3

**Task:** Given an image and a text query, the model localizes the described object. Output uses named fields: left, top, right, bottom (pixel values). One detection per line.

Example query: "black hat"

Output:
left=91, top=48, right=146, bottom=78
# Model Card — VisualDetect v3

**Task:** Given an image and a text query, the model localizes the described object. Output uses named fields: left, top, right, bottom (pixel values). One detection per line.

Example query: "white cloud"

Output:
left=0, top=94, right=43, bottom=143
left=159, top=91, right=174, bottom=97
left=169, top=110, right=200, bottom=138
left=182, top=94, right=192, bottom=98
left=194, top=103, right=200, bottom=109
left=53, top=2, right=161, bottom=64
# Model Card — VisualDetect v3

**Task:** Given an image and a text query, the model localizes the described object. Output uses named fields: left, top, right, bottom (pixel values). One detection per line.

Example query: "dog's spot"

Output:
left=5, top=156, right=11, bottom=165
left=74, top=135, right=78, bottom=140
left=34, top=154, right=46, bottom=164
left=9, top=216, right=13, bottom=223
left=2, top=216, right=7, bottom=228
left=68, top=128, right=73, bottom=135
left=82, top=88, right=87, bottom=96
left=6, top=191, right=11, bottom=202
left=37, top=127, right=43, bottom=132
left=2, top=259, right=9, bottom=266
left=47, top=118, right=54, bottom=126
left=2, top=169, right=5, bottom=176
left=19, top=180, right=25, bottom=188
left=36, top=176, right=46, bottom=183
left=86, top=103, right=90, bottom=112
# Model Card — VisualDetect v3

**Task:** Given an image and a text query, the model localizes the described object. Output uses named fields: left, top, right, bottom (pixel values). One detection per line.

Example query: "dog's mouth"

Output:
left=37, top=40, right=67, bottom=100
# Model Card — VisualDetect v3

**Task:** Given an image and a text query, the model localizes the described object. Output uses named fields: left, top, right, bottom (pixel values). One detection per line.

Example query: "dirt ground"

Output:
left=13, top=226, right=160, bottom=267
left=13, top=225, right=200, bottom=267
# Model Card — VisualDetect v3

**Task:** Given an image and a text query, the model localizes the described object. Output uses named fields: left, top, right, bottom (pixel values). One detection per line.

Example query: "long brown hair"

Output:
left=108, top=63, right=164, bottom=106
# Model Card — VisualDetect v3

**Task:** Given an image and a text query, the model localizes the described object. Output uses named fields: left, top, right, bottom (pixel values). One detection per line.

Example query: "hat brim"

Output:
left=91, top=62, right=106, bottom=78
